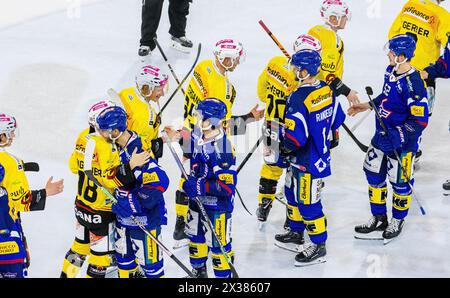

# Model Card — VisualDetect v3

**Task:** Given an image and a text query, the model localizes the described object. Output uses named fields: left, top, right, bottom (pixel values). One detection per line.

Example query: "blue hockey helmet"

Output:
left=290, top=49, right=322, bottom=77
left=388, top=34, right=416, bottom=60
left=0, top=163, right=5, bottom=183
left=195, top=98, right=227, bottom=128
left=96, top=106, right=127, bottom=133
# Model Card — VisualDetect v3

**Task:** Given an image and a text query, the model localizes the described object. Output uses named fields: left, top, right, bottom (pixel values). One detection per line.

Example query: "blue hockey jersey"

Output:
left=424, top=36, right=450, bottom=80
left=115, top=132, right=169, bottom=230
left=187, top=128, right=237, bottom=213
left=282, top=80, right=346, bottom=178
left=372, top=66, right=429, bottom=152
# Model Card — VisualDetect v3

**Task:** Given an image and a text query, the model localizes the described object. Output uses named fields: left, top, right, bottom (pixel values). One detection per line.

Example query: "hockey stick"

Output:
left=154, top=37, right=186, bottom=96
left=236, top=135, right=264, bottom=175
left=82, top=139, right=195, bottom=277
left=365, top=86, right=426, bottom=216
left=163, top=132, right=240, bottom=278
left=258, top=19, right=369, bottom=153
left=159, top=43, right=202, bottom=115
left=350, top=110, right=372, bottom=132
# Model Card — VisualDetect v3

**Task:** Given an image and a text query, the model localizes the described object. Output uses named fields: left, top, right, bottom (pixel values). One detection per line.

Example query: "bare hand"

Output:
left=347, top=102, right=371, bottom=117
left=129, top=147, right=151, bottom=170
left=347, top=90, right=360, bottom=106
left=420, top=70, right=429, bottom=80
left=162, top=126, right=182, bottom=143
left=249, top=104, right=265, bottom=121
left=45, top=176, right=64, bottom=197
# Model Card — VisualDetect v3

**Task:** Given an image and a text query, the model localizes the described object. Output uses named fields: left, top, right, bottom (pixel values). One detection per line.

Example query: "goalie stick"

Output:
left=83, top=138, right=195, bottom=278
left=258, top=19, right=369, bottom=153
left=365, top=86, right=426, bottom=216
left=163, top=132, right=240, bottom=278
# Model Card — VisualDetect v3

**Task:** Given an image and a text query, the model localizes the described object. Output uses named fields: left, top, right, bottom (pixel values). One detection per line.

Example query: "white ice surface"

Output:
left=1, top=0, right=450, bottom=278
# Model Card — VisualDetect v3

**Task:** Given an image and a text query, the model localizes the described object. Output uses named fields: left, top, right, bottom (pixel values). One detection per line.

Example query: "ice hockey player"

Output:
left=0, top=114, right=64, bottom=278
left=279, top=49, right=345, bottom=266
left=255, top=34, right=323, bottom=229
left=419, top=36, right=450, bottom=195
left=178, top=98, right=237, bottom=278
left=173, top=39, right=264, bottom=245
left=118, top=65, right=179, bottom=161
left=61, top=100, right=150, bottom=278
left=95, top=106, right=170, bottom=278
left=389, top=0, right=450, bottom=116
left=308, top=0, right=360, bottom=106
left=349, top=34, right=429, bottom=244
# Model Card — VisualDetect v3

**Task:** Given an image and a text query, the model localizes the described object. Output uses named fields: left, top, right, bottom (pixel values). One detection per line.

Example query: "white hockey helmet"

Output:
left=0, top=113, right=17, bottom=145
left=213, top=39, right=246, bottom=69
left=320, top=0, right=351, bottom=26
left=88, top=100, right=117, bottom=128
left=293, top=34, right=322, bottom=54
left=135, top=65, right=169, bottom=97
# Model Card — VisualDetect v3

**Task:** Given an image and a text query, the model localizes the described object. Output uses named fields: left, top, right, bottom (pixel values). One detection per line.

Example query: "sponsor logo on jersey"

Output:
left=218, top=173, right=234, bottom=185
left=284, top=118, right=296, bottom=131
left=10, top=186, right=26, bottom=202
left=267, top=66, right=289, bottom=88
left=75, top=208, right=103, bottom=224
left=142, top=172, right=160, bottom=184
left=322, top=61, right=336, bottom=71
left=403, top=6, right=433, bottom=24
left=305, top=88, right=333, bottom=112
left=411, top=105, right=425, bottom=117
left=0, top=241, right=20, bottom=255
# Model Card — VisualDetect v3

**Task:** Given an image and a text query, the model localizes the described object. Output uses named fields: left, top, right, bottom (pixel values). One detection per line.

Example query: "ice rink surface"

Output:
left=1, top=0, right=450, bottom=278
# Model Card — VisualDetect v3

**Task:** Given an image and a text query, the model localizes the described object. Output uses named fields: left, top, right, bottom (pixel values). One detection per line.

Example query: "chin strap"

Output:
left=109, top=130, right=123, bottom=142
left=394, top=56, right=408, bottom=71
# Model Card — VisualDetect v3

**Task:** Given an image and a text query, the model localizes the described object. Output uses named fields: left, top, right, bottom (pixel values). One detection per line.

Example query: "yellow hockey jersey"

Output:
left=68, top=129, right=123, bottom=212
left=183, top=59, right=236, bottom=127
left=0, top=150, right=33, bottom=221
left=257, top=56, right=298, bottom=123
left=308, top=24, right=345, bottom=84
left=118, top=87, right=159, bottom=153
left=389, top=0, right=450, bottom=70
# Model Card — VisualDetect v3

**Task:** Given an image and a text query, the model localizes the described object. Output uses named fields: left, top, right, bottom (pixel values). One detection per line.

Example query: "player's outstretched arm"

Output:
left=347, top=102, right=371, bottom=117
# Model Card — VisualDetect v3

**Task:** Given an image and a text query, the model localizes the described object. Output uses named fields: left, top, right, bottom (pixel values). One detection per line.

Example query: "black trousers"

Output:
left=140, top=0, right=191, bottom=49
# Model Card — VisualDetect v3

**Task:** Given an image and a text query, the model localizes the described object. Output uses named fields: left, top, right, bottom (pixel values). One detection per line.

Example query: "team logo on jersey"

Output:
left=367, top=148, right=378, bottom=162
left=379, top=99, right=392, bottom=119
left=314, top=159, right=328, bottom=173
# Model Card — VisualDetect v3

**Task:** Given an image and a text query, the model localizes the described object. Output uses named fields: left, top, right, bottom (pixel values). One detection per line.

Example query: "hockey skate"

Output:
left=191, top=265, right=208, bottom=278
left=443, top=180, right=450, bottom=196
left=354, top=214, right=388, bottom=240
left=138, top=45, right=152, bottom=57
left=173, top=215, right=189, bottom=249
left=274, top=229, right=304, bottom=253
left=171, top=36, right=193, bottom=53
left=294, top=243, right=327, bottom=267
left=256, top=198, right=273, bottom=230
left=383, top=218, right=405, bottom=245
